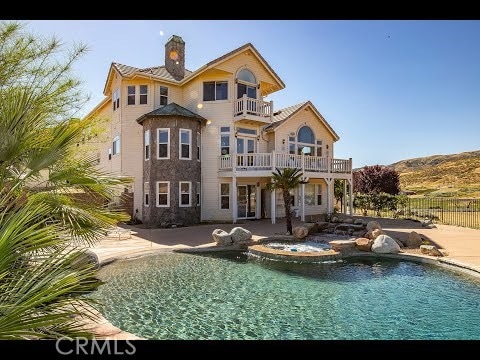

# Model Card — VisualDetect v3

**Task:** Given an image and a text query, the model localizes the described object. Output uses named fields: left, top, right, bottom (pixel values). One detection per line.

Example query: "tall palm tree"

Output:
left=0, top=21, right=131, bottom=339
left=267, top=168, right=307, bottom=235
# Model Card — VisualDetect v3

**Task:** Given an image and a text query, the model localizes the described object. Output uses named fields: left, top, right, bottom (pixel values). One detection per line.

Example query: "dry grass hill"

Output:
left=388, top=150, right=480, bottom=198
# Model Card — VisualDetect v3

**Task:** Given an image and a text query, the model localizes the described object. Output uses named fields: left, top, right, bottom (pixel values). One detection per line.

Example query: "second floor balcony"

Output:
left=218, top=152, right=352, bottom=178
left=233, top=94, right=273, bottom=124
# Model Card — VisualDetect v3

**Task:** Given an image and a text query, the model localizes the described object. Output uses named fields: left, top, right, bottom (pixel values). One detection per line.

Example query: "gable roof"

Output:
left=136, top=102, right=207, bottom=124
left=263, top=101, right=340, bottom=141
left=103, top=42, right=285, bottom=96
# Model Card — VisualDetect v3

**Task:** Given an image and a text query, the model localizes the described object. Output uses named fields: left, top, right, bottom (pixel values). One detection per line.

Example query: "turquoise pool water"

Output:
left=92, top=252, right=480, bottom=339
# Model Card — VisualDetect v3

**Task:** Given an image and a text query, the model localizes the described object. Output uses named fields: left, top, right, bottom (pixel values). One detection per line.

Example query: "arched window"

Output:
left=237, top=69, right=256, bottom=84
left=298, top=126, right=315, bottom=144
left=236, top=68, right=257, bottom=100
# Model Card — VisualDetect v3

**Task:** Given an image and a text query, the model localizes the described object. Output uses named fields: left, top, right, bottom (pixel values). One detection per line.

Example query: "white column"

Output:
left=325, top=178, right=332, bottom=215
left=348, top=178, right=353, bottom=216
left=256, top=184, right=261, bottom=219
left=343, top=179, right=347, bottom=215
left=271, top=179, right=276, bottom=224
left=301, top=182, right=305, bottom=222
left=232, top=176, right=237, bottom=224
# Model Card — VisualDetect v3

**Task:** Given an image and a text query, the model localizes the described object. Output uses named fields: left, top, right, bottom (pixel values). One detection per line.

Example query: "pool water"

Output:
left=92, top=252, right=480, bottom=339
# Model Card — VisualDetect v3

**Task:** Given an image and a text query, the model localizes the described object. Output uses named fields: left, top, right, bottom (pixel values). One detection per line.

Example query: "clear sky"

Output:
left=23, top=20, right=480, bottom=168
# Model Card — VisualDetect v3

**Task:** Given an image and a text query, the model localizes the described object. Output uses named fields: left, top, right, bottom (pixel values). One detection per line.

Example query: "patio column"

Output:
left=325, top=178, right=333, bottom=215
left=301, top=182, right=305, bottom=222
left=271, top=179, right=276, bottom=224
left=343, top=179, right=347, bottom=215
left=232, top=176, right=237, bottom=224
left=348, top=178, right=353, bottom=216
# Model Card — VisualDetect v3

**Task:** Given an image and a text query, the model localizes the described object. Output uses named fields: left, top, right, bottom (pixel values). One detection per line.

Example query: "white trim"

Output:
left=144, top=130, right=150, bottom=161
left=144, top=182, right=150, bottom=207
left=219, top=182, right=230, bottom=210
left=179, top=181, right=192, bottom=207
left=139, top=84, right=148, bottom=105
left=179, top=128, right=192, bottom=160
left=112, top=136, right=120, bottom=155
left=157, top=128, right=170, bottom=160
left=156, top=181, right=170, bottom=207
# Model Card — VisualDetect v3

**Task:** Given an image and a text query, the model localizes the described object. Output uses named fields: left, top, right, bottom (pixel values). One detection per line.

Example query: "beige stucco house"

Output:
left=85, top=35, right=353, bottom=226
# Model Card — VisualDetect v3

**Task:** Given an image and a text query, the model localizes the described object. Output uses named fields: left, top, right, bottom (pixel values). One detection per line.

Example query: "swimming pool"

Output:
left=92, top=252, right=480, bottom=339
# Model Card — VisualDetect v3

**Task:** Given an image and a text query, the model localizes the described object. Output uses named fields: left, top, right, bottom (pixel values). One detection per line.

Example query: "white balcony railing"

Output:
left=233, top=94, right=273, bottom=122
left=219, top=152, right=352, bottom=174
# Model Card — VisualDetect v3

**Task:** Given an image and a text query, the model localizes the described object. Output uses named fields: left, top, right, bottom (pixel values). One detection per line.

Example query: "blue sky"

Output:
left=24, top=20, right=480, bottom=167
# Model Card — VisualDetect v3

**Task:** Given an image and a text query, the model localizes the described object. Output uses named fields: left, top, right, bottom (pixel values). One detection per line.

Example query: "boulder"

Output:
left=229, top=227, right=252, bottom=243
left=392, top=237, right=405, bottom=248
left=292, top=226, right=309, bottom=239
left=354, top=219, right=364, bottom=225
left=331, top=216, right=339, bottom=223
left=303, top=222, right=319, bottom=235
left=371, top=235, right=401, bottom=254
left=366, top=221, right=382, bottom=232
left=355, top=238, right=373, bottom=251
left=72, top=250, right=100, bottom=270
left=343, top=218, right=354, bottom=224
left=212, top=229, right=233, bottom=246
left=372, top=228, right=384, bottom=239
left=329, top=239, right=356, bottom=252
left=420, top=245, right=443, bottom=257
left=407, top=231, right=423, bottom=248
left=316, top=222, right=330, bottom=231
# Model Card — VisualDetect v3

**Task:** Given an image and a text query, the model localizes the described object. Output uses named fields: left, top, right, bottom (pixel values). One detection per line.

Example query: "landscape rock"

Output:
left=212, top=229, right=233, bottom=246
left=229, top=227, right=252, bottom=243
left=371, top=235, right=401, bottom=254
left=303, top=222, right=319, bottom=235
left=329, top=239, right=356, bottom=252
left=354, top=219, right=364, bottom=225
left=392, top=237, right=405, bottom=248
left=355, top=238, right=373, bottom=251
left=420, top=245, right=443, bottom=257
left=316, top=222, right=330, bottom=231
left=372, top=228, right=385, bottom=239
left=366, top=221, right=382, bottom=232
left=331, top=216, right=339, bottom=223
left=72, top=250, right=100, bottom=270
left=407, top=231, right=423, bottom=248
left=292, top=226, right=309, bottom=239
left=343, top=218, right=354, bottom=224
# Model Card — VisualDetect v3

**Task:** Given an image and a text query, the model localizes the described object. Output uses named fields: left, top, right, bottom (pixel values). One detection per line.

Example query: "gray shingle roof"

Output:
left=136, top=102, right=207, bottom=124
left=113, top=63, right=193, bottom=83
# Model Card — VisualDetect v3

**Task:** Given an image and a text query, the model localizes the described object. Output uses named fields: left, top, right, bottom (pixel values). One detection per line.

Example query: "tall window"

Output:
left=156, top=181, right=170, bottom=207
left=144, top=130, right=150, bottom=160
left=290, top=126, right=322, bottom=156
left=316, top=184, right=322, bottom=205
left=196, top=132, right=201, bottom=161
left=160, top=86, right=168, bottom=106
left=112, top=89, right=120, bottom=110
left=139, top=85, right=148, bottom=105
left=220, top=183, right=230, bottom=209
left=220, top=127, right=230, bottom=155
left=203, top=81, right=228, bottom=101
left=304, top=184, right=315, bottom=206
left=112, top=136, right=120, bottom=155
left=157, top=128, right=170, bottom=159
left=197, top=182, right=201, bottom=206
left=127, top=86, right=135, bottom=105
left=144, top=182, right=149, bottom=206
left=316, top=140, right=323, bottom=157
left=179, top=129, right=191, bottom=160
left=236, top=69, right=256, bottom=99
left=179, top=182, right=191, bottom=207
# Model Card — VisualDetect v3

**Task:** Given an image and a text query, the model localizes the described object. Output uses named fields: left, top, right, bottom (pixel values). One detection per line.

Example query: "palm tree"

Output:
left=267, top=167, right=307, bottom=235
left=0, top=21, right=131, bottom=339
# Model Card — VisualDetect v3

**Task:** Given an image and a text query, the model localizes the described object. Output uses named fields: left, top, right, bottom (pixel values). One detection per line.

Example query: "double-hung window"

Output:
left=179, top=182, right=191, bottom=207
left=157, top=129, right=170, bottom=159
left=203, top=81, right=228, bottom=101
left=179, top=129, right=191, bottom=160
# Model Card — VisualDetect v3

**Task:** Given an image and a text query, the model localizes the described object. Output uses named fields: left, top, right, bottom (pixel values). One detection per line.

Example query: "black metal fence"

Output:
left=354, top=197, right=480, bottom=229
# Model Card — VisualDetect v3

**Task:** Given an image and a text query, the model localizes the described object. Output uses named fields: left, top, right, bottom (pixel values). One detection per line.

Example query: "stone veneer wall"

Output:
left=142, top=116, right=201, bottom=226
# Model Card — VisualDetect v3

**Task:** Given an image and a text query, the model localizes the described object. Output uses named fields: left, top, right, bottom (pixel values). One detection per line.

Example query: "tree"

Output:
left=0, top=21, right=130, bottom=339
left=353, top=165, right=400, bottom=195
left=267, top=168, right=307, bottom=235
left=334, top=179, right=344, bottom=212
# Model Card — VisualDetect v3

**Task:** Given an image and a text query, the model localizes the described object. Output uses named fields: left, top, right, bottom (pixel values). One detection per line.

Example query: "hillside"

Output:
left=389, top=150, right=480, bottom=197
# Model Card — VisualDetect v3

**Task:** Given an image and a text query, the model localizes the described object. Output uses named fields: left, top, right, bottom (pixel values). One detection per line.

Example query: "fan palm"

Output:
left=267, top=167, right=307, bottom=235
left=0, top=21, right=131, bottom=339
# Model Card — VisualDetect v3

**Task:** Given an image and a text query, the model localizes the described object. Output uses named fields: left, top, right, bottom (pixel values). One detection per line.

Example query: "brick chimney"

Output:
left=165, top=35, right=185, bottom=81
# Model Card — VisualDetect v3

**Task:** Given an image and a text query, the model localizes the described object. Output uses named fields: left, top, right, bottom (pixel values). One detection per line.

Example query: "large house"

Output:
left=85, top=35, right=353, bottom=226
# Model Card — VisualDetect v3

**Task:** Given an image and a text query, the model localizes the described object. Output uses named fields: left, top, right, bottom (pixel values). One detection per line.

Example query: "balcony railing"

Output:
left=218, top=152, right=352, bottom=174
left=233, top=94, right=273, bottom=123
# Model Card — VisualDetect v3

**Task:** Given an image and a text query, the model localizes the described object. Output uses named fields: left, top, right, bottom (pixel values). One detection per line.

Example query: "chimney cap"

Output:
left=167, top=35, right=184, bottom=44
